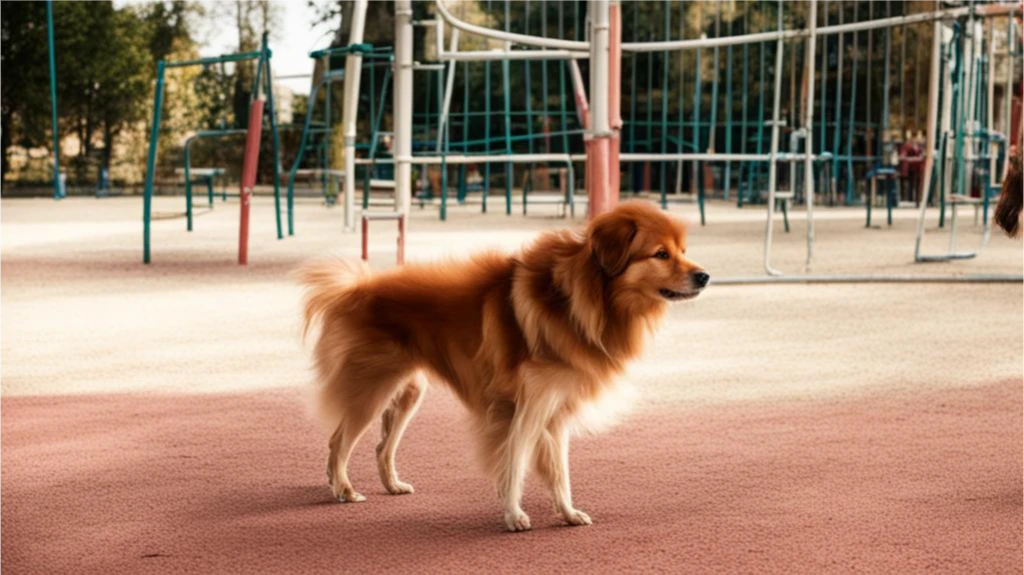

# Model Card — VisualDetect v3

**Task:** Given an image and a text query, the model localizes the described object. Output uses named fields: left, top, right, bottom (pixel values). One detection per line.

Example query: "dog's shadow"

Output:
left=204, top=483, right=583, bottom=542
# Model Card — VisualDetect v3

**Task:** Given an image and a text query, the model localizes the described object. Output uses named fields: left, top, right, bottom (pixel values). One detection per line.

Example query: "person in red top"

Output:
left=899, top=129, right=924, bottom=205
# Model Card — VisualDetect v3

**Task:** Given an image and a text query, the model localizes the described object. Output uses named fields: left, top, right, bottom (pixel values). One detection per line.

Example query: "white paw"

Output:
left=335, top=489, right=366, bottom=503
left=504, top=509, right=532, bottom=532
left=385, top=480, right=415, bottom=495
left=562, top=508, right=592, bottom=526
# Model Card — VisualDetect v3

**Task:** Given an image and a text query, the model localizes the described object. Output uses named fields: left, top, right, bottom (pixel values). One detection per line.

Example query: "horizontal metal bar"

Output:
left=434, top=0, right=589, bottom=51
left=394, top=153, right=586, bottom=165
left=712, top=274, right=1022, bottom=285
left=437, top=49, right=588, bottom=62
left=620, top=152, right=831, bottom=162
left=623, top=4, right=1017, bottom=52
left=165, top=51, right=263, bottom=68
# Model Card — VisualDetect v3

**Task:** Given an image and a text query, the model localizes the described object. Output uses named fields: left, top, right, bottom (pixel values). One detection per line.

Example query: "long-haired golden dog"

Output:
left=299, top=201, right=708, bottom=531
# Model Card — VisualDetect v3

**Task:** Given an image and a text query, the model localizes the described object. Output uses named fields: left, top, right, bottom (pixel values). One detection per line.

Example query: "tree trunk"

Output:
left=103, top=119, right=113, bottom=173
left=1, top=109, right=12, bottom=183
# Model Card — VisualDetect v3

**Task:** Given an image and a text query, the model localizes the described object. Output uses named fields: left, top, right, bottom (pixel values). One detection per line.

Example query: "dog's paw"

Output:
left=384, top=480, right=415, bottom=495
left=562, top=508, right=592, bottom=526
left=334, top=488, right=366, bottom=503
left=504, top=509, right=532, bottom=532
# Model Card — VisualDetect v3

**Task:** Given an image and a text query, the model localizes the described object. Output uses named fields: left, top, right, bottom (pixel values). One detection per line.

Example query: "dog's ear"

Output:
left=588, top=209, right=638, bottom=277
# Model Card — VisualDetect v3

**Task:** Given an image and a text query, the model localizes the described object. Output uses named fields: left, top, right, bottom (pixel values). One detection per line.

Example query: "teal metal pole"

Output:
left=846, top=24, right=859, bottom=204
left=523, top=0, right=534, bottom=215
left=47, top=0, right=61, bottom=200
left=484, top=57, right=491, bottom=213
left=324, top=55, right=332, bottom=201
left=628, top=7, right=639, bottom=195
left=739, top=39, right=749, bottom=207
left=659, top=0, right=670, bottom=208
left=502, top=63, right=512, bottom=213
left=724, top=39, right=733, bottom=201
left=439, top=66, right=448, bottom=221
left=143, top=61, right=167, bottom=264
left=832, top=2, right=844, bottom=205
left=184, top=141, right=193, bottom=231
left=504, top=0, right=512, bottom=216
left=261, top=35, right=284, bottom=240
left=751, top=39, right=767, bottom=205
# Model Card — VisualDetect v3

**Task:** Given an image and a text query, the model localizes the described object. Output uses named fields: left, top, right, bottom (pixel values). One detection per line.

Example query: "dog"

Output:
left=298, top=201, right=708, bottom=531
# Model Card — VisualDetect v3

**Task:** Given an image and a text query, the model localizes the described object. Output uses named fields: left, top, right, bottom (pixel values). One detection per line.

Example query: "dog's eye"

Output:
left=654, top=249, right=670, bottom=260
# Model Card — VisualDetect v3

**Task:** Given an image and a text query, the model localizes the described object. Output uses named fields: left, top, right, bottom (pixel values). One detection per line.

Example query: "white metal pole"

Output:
left=915, top=18, right=943, bottom=262
left=437, top=29, right=460, bottom=151
left=341, top=0, right=368, bottom=231
left=395, top=0, right=414, bottom=217
left=803, top=0, right=818, bottom=269
left=764, top=30, right=786, bottom=276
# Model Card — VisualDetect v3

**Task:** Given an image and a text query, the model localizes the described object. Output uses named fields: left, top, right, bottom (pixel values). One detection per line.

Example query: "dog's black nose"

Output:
left=693, top=271, right=710, bottom=288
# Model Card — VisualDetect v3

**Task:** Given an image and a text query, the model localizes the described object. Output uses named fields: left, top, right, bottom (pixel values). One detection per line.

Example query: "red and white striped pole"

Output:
left=608, top=0, right=622, bottom=207
left=586, top=0, right=612, bottom=218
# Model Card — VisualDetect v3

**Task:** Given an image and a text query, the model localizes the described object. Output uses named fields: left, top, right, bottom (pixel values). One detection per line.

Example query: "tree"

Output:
left=1, top=2, right=54, bottom=180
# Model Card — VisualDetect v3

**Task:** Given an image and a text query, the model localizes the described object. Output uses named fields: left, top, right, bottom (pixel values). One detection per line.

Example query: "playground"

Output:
left=2, top=197, right=1022, bottom=573
left=2, top=0, right=1023, bottom=573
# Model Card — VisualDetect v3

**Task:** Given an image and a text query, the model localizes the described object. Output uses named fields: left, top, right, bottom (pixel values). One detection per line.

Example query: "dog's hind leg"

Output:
left=534, top=423, right=591, bottom=526
left=325, top=352, right=413, bottom=503
left=376, top=372, right=428, bottom=495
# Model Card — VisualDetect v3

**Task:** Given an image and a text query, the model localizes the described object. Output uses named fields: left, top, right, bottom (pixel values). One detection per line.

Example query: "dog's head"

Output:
left=587, top=201, right=708, bottom=306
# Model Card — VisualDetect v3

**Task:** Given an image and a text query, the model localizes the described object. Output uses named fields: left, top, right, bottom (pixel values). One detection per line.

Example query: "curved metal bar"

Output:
left=434, top=0, right=589, bottom=51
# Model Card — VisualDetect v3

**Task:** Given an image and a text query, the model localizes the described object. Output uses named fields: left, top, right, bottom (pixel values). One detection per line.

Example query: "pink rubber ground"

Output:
left=2, top=380, right=1020, bottom=574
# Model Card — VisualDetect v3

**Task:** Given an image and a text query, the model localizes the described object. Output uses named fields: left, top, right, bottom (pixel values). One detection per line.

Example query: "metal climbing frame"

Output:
left=142, top=32, right=282, bottom=264
left=417, top=0, right=1024, bottom=280
left=285, top=42, right=394, bottom=235
left=914, top=4, right=1019, bottom=262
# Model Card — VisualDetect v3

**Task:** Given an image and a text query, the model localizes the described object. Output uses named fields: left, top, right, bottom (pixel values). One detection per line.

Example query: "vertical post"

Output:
left=915, top=18, right=943, bottom=262
left=587, top=0, right=611, bottom=218
left=143, top=61, right=167, bottom=264
left=238, top=99, right=265, bottom=265
left=262, top=33, right=284, bottom=240
left=47, top=0, right=61, bottom=200
left=608, top=0, right=622, bottom=208
left=184, top=140, right=193, bottom=231
left=397, top=215, right=406, bottom=265
left=803, top=0, right=818, bottom=268
left=763, top=9, right=785, bottom=276
left=361, top=217, right=369, bottom=261
left=394, top=0, right=413, bottom=232
left=341, top=0, right=368, bottom=232
left=503, top=2, right=513, bottom=215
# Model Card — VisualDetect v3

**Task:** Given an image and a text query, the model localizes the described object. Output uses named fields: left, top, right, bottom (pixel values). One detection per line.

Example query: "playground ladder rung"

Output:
left=949, top=194, right=982, bottom=204
left=362, top=211, right=404, bottom=221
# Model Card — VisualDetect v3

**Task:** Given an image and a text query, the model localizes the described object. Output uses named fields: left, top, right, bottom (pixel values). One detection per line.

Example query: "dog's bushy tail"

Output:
left=296, top=258, right=371, bottom=340
left=995, top=150, right=1022, bottom=238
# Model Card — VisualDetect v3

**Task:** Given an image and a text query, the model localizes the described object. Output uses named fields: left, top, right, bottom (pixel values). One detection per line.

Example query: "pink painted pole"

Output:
left=608, top=1, right=622, bottom=208
left=238, top=99, right=265, bottom=265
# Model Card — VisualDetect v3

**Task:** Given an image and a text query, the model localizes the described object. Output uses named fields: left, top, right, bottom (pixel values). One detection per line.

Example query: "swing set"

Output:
left=141, top=33, right=282, bottom=265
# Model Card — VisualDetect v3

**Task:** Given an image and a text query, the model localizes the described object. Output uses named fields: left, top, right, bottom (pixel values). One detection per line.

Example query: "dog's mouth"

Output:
left=658, top=288, right=700, bottom=301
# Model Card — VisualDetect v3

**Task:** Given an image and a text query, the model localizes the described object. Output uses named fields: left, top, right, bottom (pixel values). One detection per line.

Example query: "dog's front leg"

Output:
left=497, top=375, right=564, bottom=532
left=535, top=423, right=591, bottom=526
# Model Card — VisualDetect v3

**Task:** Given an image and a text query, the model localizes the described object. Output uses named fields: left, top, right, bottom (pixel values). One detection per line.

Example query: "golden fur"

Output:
left=298, top=201, right=708, bottom=531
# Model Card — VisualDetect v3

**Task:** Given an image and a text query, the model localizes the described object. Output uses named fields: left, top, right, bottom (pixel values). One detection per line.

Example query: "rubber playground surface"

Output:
left=2, top=196, right=1022, bottom=574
